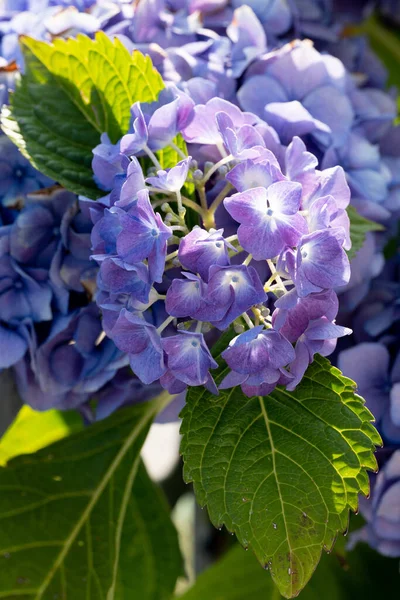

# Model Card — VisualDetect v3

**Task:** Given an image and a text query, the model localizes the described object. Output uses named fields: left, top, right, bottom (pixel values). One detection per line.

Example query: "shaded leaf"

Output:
left=178, top=540, right=400, bottom=600
left=0, top=393, right=182, bottom=599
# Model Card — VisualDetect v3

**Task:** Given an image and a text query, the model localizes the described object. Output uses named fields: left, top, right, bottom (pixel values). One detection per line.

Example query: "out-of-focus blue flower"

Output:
left=0, top=321, right=29, bottom=369
left=15, top=302, right=126, bottom=410
left=8, top=187, right=74, bottom=268
left=0, top=253, right=53, bottom=322
left=238, top=41, right=353, bottom=147
left=338, top=343, right=400, bottom=443
left=349, top=450, right=400, bottom=557
left=0, top=136, right=52, bottom=207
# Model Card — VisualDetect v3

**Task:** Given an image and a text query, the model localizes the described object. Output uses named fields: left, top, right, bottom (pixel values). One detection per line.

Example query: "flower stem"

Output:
left=197, top=185, right=208, bottom=212
left=242, top=253, right=253, bottom=266
left=266, top=259, right=286, bottom=294
left=157, top=315, right=175, bottom=334
left=202, top=154, right=233, bottom=184
left=207, top=182, right=232, bottom=215
left=165, top=249, right=179, bottom=262
left=175, top=189, right=185, bottom=220
left=144, top=145, right=162, bottom=171
left=181, top=196, right=206, bottom=216
left=242, top=312, right=254, bottom=329
left=169, top=140, right=188, bottom=160
left=225, top=234, right=238, bottom=243
left=171, top=225, right=188, bottom=232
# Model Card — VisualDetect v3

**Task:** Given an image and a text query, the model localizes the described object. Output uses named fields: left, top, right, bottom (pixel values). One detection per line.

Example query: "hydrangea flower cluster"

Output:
left=89, top=90, right=352, bottom=398
left=0, top=0, right=399, bottom=562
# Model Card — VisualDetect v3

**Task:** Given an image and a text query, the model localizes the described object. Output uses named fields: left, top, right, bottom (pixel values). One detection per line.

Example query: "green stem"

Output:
left=144, top=145, right=162, bottom=171
left=207, top=182, right=232, bottom=215
left=169, top=140, right=188, bottom=160
left=202, top=154, right=233, bottom=184
left=242, top=312, right=254, bottom=329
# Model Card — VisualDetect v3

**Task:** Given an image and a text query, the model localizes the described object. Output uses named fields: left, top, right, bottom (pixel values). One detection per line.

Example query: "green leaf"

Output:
left=178, top=540, right=400, bottom=600
left=180, top=354, right=381, bottom=598
left=0, top=405, right=83, bottom=466
left=360, top=15, right=400, bottom=103
left=0, top=393, right=182, bottom=599
left=1, top=33, right=165, bottom=198
left=347, top=204, right=384, bottom=260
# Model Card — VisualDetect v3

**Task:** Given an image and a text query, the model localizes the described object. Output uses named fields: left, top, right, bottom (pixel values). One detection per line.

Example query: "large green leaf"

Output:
left=178, top=540, right=400, bottom=600
left=347, top=204, right=384, bottom=260
left=0, top=405, right=83, bottom=466
left=0, top=393, right=182, bottom=599
left=180, top=354, right=381, bottom=598
left=1, top=33, right=165, bottom=198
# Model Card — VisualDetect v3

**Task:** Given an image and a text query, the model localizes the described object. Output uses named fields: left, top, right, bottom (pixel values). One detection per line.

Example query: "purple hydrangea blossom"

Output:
left=287, top=316, right=351, bottom=390
left=161, top=331, right=218, bottom=392
left=165, top=272, right=207, bottom=318
left=116, top=189, right=172, bottom=283
left=178, top=226, right=234, bottom=281
left=281, top=229, right=350, bottom=297
left=196, top=264, right=267, bottom=330
left=146, top=157, right=191, bottom=192
left=224, top=181, right=307, bottom=259
left=111, top=309, right=166, bottom=384
left=120, top=88, right=194, bottom=156
left=220, top=325, right=295, bottom=396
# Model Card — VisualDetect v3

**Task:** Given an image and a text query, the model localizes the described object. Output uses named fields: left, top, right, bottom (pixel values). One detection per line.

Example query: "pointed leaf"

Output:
left=180, top=355, right=381, bottom=598
left=1, top=34, right=168, bottom=198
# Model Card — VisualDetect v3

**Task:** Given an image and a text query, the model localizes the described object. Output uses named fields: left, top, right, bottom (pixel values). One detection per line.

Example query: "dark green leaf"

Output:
left=178, top=540, right=400, bottom=600
left=1, top=34, right=165, bottom=198
left=347, top=204, right=384, bottom=260
left=0, top=393, right=182, bottom=599
left=180, top=355, right=381, bottom=598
